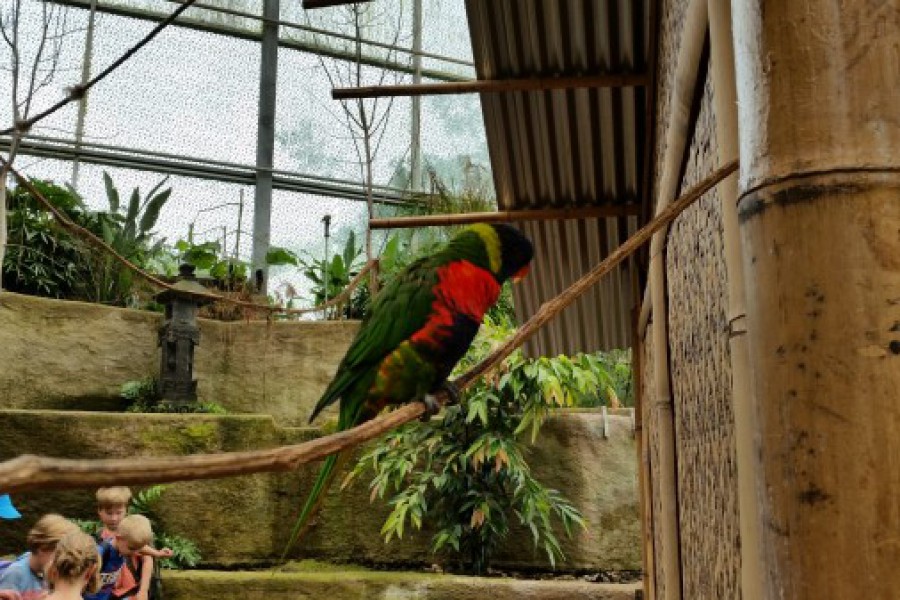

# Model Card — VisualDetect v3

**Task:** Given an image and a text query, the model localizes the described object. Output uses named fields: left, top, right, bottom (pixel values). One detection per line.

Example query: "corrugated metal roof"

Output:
left=466, top=0, right=649, bottom=356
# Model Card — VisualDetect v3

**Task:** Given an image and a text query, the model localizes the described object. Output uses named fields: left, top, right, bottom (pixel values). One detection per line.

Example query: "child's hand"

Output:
left=0, top=590, right=23, bottom=600
left=135, top=590, right=148, bottom=600
left=158, top=548, right=174, bottom=558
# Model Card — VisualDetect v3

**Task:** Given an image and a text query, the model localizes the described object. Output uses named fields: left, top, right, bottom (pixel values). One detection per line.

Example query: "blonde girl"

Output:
left=45, top=532, right=101, bottom=600
left=0, top=514, right=79, bottom=600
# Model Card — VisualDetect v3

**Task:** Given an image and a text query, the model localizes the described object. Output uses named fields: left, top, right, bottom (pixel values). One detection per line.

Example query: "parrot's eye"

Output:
left=512, top=264, right=530, bottom=282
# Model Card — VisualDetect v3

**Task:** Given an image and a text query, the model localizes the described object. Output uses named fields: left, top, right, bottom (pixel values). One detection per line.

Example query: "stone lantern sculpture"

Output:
left=155, top=263, right=212, bottom=409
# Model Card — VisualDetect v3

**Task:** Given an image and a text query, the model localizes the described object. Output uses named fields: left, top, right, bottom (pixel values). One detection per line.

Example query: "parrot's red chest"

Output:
left=411, top=261, right=501, bottom=347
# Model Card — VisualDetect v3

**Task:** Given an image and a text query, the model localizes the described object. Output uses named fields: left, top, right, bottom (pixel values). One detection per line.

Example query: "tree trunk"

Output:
left=733, top=2, right=900, bottom=598
left=0, top=134, right=23, bottom=292
left=0, top=164, right=8, bottom=291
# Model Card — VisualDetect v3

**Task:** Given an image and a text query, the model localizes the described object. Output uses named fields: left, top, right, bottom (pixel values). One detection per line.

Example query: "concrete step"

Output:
left=161, top=569, right=642, bottom=600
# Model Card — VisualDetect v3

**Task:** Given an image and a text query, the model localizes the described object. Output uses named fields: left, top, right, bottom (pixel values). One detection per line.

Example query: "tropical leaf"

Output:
left=139, top=188, right=171, bottom=235
left=103, top=172, right=119, bottom=213
left=141, top=176, right=171, bottom=213
left=266, top=247, right=298, bottom=266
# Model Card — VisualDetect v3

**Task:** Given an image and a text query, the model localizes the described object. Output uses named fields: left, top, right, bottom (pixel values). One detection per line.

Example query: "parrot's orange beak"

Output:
left=512, top=264, right=531, bottom=282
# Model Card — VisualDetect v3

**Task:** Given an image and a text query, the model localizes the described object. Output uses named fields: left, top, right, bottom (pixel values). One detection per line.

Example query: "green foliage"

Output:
left=130, top=486, right=202, bottom=569
left=169, top=239, right=294, bottom=293
left=82, top=172, right=172, bottom=305
left=72, top=518, right=103, bottom=538
left=3, top=180, right=87, bottom=298
left=130, top=485, right=167, bottom=515
left=2, top=174, right=172, bottom=306
left=295, top=231, right=367, bottom=319
left=174, top=240, right=220, bottom=271
left=347, top=318, right=631, bottom=574
left=120, top=378, right=227, bottom=414
left=571, top=349, right=634, bottom=408
left=155, top=532, right=202, bottom=569
left=74, top=485, right=200, bottom=569
left=121, top=377, right=160, bottom=411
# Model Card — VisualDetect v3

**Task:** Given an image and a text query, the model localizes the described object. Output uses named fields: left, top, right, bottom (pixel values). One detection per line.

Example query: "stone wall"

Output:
left=0, top=292, right=357, bottom=424
left=0, top=410, right=640, bottom=572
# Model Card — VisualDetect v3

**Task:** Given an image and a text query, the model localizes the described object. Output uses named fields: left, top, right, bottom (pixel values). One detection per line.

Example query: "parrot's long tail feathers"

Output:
left=282, top=450, right=351, bottom=559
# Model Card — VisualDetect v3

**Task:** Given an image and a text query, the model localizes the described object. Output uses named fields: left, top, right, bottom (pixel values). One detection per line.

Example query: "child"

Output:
left=0, top=514, right=79, bottom=600
left=94, top=488, right=131, bottom=541
left=43, top=531, right=101, bottom=600
left=86, top=514, right=170, bottom=600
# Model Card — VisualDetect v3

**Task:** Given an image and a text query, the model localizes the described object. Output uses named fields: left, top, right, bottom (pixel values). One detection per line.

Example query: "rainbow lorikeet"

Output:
left=286, top=223, right=533, bottom=550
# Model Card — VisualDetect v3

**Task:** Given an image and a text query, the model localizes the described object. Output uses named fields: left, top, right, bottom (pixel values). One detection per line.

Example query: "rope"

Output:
left=1, top=157, right=374, bottom=316
left=0, top=159, right=738, bottom=494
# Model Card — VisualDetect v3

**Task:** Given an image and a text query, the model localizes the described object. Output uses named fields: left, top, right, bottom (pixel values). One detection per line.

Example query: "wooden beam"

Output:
left=369, top=205, right=641, bottom=229
left=333, top=72, right=648, bottom=100
left=303, top=0, right=372, bottom=9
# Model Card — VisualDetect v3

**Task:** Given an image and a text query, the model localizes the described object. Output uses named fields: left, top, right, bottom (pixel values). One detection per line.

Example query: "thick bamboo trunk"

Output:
left=733, top=2, right=900, bottom=598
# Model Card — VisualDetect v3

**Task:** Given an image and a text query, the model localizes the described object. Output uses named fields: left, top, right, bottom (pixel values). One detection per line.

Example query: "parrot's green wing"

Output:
left=308, top=257, right=440, bottom=423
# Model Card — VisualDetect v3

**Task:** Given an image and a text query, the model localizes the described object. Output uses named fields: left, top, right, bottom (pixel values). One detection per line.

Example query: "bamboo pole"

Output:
left=633, top=305, right=656, bottom=600
left=647, top=0, right=709, bottom=597
left=369, top=205, right=641, bottom=229
left=732, top=1, right=900, bottom=597
left=332, top=73, right=648, bottom=100
left=0, top=159, right=736, bottom=494
left=707, top=1, right=763, bottom=598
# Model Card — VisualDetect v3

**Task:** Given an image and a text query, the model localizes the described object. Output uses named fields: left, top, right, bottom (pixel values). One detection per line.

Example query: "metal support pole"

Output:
left=251, top=0, right=280, bottom=294
left=410, top=0, right=422, bottom=192
left=72, top=0, right=98, bottom=188
left=322, top=214, right=331, bottom=318
left=234, top=190, right=244, bottom=260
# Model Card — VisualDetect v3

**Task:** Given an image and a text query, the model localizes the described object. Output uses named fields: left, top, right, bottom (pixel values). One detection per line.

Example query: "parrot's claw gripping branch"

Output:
left=441, top=380, right=462, bottom=406
left=418, top=381, right=462, bottom=422
left=419, top=394, right=442, bottom=422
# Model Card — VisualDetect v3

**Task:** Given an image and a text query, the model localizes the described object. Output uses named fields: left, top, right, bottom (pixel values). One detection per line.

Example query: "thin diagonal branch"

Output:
left=0, top=0, right=198, bottom=137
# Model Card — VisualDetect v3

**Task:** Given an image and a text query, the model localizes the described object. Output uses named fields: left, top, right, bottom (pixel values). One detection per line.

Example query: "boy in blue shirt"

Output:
left=86, top=512, right=170, bottom=600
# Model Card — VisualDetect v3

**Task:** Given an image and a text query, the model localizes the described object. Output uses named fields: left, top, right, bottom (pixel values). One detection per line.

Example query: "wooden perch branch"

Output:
left=0, top=159, right=737, bottom=495
left=332, top=73, right=648, bottom=100
left=369, top=204, right=641, bottom=229
left=0, top=403, right=427, bottom=493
